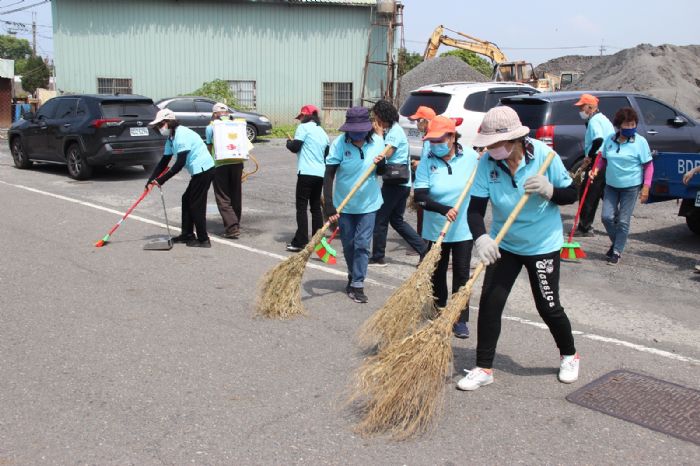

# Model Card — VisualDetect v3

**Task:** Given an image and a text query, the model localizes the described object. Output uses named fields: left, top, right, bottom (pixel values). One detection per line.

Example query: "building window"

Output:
left=97, top=78, right=132, bottom=95
left=228, top=80, right=256, bottom=110
left=323, top=82, right=353, bottom=109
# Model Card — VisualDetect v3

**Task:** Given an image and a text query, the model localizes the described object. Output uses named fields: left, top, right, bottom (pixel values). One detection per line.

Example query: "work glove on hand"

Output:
left=475, top=234, right=501, bottom=265
left=524, top=174, right=554, bottom=199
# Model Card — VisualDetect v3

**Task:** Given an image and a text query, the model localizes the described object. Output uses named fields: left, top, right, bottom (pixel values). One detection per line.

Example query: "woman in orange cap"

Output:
left=408, top=105, right=437, bottom=236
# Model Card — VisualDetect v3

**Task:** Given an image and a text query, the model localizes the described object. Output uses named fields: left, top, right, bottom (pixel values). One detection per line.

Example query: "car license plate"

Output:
left=406, top=128, right=421, bottom=138
left=695, top=191, right=700, bottom=207
left=130, top=127, right=149, bottom=137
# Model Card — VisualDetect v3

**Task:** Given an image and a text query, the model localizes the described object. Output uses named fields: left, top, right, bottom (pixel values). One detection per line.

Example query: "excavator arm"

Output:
left=423, top=25, right=508, bottom=63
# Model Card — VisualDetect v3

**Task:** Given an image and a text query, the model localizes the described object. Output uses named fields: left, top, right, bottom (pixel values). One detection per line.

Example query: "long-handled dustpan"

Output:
left=143, top=186, right=173, bottom=251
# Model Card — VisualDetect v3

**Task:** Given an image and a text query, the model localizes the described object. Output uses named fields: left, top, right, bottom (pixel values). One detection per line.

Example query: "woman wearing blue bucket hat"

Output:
left=324, top=106, right=385, bottom=303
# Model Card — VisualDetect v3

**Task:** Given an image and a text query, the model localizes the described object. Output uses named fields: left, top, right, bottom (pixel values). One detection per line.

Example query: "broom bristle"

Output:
left=349, top=279, right=476, bottom=439
left=574, top=248, right=586, bottom=258
left=356, top=242, right=442, bottom=350
left=255, top=228, right=325, bottom=319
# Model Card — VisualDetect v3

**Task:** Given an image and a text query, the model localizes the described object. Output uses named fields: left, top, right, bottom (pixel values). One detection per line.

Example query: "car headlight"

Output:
left=258, top=116, right=270, bottom=123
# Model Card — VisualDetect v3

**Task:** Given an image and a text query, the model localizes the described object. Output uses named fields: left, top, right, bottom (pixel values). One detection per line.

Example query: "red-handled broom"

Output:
left=561, top=152, right=601, bottom=261
left=95, top=187, right=154, bottom=247
left=314, top=227, right=339, bottom=264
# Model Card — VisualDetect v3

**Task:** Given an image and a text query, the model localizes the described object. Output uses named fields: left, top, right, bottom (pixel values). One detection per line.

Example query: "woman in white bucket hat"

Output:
left=457, top=106, right=580, bottom=391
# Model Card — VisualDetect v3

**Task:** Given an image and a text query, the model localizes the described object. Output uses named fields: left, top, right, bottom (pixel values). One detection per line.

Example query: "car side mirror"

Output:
left=22, top=111, right=35, bottom=121
left=669, top=116, right=687, bottom=127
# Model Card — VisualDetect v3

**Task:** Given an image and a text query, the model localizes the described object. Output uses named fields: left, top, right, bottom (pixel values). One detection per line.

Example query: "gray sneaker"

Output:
left=347, top=286, right=368, bottom=303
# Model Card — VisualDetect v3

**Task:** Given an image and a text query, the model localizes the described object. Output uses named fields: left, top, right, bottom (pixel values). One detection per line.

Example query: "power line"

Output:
left=0, top=0, right=48, bottom=15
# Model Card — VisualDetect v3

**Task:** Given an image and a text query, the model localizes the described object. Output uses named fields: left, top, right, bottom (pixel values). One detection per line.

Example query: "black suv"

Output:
left=156, top=97, right=272, bottom=142
left=501, top=91, right=700, bottom=170
left=9, top=94, right=164, bottom=180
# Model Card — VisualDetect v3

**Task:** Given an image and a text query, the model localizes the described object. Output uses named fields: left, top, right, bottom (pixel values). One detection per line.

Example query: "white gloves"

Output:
left=524, top=175, right=554, bottom=199
left=475, top=234, right=501, bottom=265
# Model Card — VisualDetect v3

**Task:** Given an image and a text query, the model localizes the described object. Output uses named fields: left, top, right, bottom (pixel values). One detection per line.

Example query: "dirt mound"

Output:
left=534, top=55, right=603, bottom=78
left=398, top=56, right=488, bottom=106
left=568, top=44, right=700, bottom=119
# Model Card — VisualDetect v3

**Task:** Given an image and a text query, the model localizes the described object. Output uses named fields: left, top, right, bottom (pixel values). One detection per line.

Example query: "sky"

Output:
left=0, top=0, right=698, bottom=66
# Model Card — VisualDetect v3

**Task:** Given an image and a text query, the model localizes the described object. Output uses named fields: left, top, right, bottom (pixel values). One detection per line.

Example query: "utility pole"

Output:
left=32, top=11, right=37, bottom=56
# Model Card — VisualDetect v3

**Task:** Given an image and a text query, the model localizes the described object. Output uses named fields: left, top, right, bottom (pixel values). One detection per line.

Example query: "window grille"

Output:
left=97, top=78, right=132, bottom=95
left=322, top=82, right=353, bottom=109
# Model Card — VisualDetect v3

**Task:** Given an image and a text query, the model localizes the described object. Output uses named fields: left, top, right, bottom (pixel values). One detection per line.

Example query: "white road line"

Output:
left=3, top=180, right=698, bottom=365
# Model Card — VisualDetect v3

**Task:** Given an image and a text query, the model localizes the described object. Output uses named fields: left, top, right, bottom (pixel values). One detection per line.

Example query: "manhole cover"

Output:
left=566, top=370, right=700, bottom=445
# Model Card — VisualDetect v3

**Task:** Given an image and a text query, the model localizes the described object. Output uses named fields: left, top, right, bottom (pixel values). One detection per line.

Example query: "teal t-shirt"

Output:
left=165, top=125, right=215, bottom=175
left=584, top=112, right=615, bottom=156
left=383, top=122, right=411, bottom=187
left=601, top=133, right=653, bottom=188
left=471, top=138, right=572, bottom=256
left=413, top=147, right=479, bottom=243
left=294, top=121, right=329, bottom=177
left=326, top=133, right=384, bottom=214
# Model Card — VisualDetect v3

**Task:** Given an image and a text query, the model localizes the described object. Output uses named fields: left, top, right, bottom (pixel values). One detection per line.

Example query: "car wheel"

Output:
left=10, top=138, right=32, bottom=169
left=246, top=124, right=258, bottom=142
left=686, top=208, right=700, bottom=235
left=66, top=143, right=93, bottom=180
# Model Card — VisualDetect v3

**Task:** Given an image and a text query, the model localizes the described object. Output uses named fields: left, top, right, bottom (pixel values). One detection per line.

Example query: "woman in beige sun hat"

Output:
left=457, top=105, right=581, bottom=392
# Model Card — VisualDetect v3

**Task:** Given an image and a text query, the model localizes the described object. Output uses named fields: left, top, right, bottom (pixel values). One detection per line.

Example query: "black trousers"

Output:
left=372, top=184, right=426, bottom=259
left=214, top=163, right=243, bottom=234
left=182, top=168, right=214, bottom=241
left=427, top=239, right=472, bottom=324
left=577, top=166, right=606, bottom=232
left=476, top=249, right=576, bottom=369
left=291, top=174, right=324, bottom=247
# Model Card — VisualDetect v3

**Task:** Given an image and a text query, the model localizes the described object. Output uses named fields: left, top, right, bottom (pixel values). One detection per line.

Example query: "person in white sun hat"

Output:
left=147, top=108, right=215, bottom=248
left=457, top=105, right=580, bottom=391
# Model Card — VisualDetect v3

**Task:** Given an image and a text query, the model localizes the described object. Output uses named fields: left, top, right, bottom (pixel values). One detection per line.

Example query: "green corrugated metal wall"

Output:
left=52, top=0, right=390, bottom=125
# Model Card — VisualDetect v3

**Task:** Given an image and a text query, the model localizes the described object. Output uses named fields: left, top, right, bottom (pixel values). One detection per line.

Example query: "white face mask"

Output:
left=488, top=143, right=513, bottom=161
left=579, top=111, right=589, bottom=120
left=159, top=126, right=171, bottom=137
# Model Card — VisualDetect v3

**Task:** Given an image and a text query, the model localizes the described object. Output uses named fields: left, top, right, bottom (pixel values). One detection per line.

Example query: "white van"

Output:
left=398, top=82, right=539, bottom=156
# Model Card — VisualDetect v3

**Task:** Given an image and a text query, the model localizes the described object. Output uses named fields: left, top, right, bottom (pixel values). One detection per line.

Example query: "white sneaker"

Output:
left=456, top=367, right=494, bottom=391
left=558, top=353, right=580, bottom=383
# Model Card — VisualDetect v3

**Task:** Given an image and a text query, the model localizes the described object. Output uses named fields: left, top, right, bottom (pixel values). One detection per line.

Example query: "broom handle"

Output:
left=566, top=152, right=601, bottom=243
left=328, top=227, right=340, bottom=243
left=434, top=160, right=479, bottom=247
left=448, top=151, right=559, bottom=310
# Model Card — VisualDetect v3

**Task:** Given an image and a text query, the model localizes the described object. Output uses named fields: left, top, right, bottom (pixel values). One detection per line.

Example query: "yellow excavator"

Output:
left=423, top=25, right=546, bottom=88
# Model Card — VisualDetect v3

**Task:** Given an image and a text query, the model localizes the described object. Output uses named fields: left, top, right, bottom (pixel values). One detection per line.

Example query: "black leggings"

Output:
left=427, top=240, right=472, bottom=324
left=292, top=174, right=324, bottom=247
left=476, top=249, right=576, bottom=369
left=181, top=168, right=214, bottom=241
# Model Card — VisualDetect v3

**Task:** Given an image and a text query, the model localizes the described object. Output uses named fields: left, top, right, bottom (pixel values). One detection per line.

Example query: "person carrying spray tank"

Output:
left=590, top=106, right=654, bottom=265
left=324, top=107, right=385, bottom=304
left=413, top=116, right=479, bottom=339
left=573, top=94, right=615, bottom=237
left=458, top=106, right=580, bottom=391
left=146, top=108, right=215, bottom=248
left=369, top=100, right=427, bottom=267
left=205, top=102, right=247, bottom=239
left=285, top=104, right=330, bottom=252
left=407, top=105, right=437, bottom=237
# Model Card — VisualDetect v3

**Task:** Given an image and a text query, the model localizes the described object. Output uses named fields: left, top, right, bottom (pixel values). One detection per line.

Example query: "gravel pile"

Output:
left=568, top=44, right=700, bottom=119
left=534, top=55, right=603, bottom=78
left=398, top=56, right=488, bottom=106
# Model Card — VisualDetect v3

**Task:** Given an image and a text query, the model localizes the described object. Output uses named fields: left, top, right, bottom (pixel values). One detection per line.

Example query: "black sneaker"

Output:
left=346, top=277, right=352, bottom=294
left=607, top=252, right=620, bottom=265
left=573, top=229, right=595, bottom=238
left=186, top=239, right=211, bottom=248
left=172, top=233, right=196, bottom=243
left=605, top=245, right=614, bottom=259
left=286, top=243, right=303, bottom=252
left=368, top=257, right=387, bottom=267
left=347, top=286, right=368, bottom=303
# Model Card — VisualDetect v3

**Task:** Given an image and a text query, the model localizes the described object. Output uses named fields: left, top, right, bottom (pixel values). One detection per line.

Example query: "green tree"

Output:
left=186, top=79, right=239, bottom=108
left=0, top=35, right=32, bottom=60
left=20, top=55, right=50, bottom=94
left=398, top=48, right=423, bottom=77
left=440, top=49, right=493, bottom=77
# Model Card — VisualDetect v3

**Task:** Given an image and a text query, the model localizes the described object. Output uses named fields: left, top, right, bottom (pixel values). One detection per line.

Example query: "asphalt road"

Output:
left=0, top=140, right=698, bottom=465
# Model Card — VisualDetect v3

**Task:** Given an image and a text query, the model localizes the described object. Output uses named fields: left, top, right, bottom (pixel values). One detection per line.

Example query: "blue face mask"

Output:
left=348, top=131, right=368, bottom=141
left=431, top=142, right=451, bottom=157
left=620, top=127, right=636, bottom=138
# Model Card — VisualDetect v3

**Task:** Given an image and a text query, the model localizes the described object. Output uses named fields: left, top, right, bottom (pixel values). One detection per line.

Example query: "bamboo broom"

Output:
left=256, top=153, right=384, bottom=319
left=349, top=151, right=557, bottom=439
left=356, top=162, right=479, bottom=350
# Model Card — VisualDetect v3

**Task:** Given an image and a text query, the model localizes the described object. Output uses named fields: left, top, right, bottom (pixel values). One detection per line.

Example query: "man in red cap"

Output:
left=574, top=93, right=615, bottom=237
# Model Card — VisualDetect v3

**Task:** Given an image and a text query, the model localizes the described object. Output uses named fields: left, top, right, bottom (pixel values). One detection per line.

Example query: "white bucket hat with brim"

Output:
left=212, top=102, right=228, bottom=113
left=148, top=108, right=177, bottom=126
left=472, top=106, right=530, bottom=147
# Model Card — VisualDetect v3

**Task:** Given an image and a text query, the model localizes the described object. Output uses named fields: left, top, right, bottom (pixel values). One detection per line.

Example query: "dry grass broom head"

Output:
left=255, top=228, right=327, bottom=319
left=356, top=240, right=443, bottom=350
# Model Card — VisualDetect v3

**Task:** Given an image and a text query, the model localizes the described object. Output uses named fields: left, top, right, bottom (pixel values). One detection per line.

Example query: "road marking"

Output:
left=2, top=180, right=698, bottom=365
